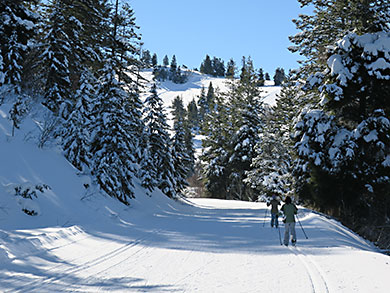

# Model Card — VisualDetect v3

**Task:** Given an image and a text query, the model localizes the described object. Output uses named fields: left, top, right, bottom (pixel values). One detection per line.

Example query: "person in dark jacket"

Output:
left=266, top=195, right=281, bottom=228
left=281, top=196, right=298, bottom=246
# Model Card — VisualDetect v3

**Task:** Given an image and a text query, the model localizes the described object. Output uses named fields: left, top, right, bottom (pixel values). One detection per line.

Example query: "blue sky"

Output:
left=128, top=0, right=311, bottom=76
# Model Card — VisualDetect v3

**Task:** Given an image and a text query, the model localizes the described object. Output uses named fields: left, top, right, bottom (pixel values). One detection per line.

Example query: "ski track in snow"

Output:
left=289, top=246, right=330, bottom=293
left=8, top=234, right=153, bottom=292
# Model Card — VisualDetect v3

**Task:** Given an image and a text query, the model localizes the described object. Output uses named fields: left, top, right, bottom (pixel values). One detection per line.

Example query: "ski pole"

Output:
left=296, top=213, right=308, bottom=239
left=263, top=207, right=268, bottom=227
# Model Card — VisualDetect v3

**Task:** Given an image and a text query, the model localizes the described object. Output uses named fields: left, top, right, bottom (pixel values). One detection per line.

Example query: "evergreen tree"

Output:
left=142, top=84, right=176, bottom=198
left=197, top=86, right=207, bottom=127
left=289, top=0, right=390, bottom=78
left=273, top=67, right=286, bottom=86
left=62, top=69, right=95, bottom=172
left=246, top=75, right=299, bottom=198
left=152, top=53, right=157, bottom=67
left=37, top=1, right=74, bottom=118
left=212, top=57, right=225, bottom=77
left=226, top=58, right=236, bottom=79
left=171, top=95, right=187, bottom=125
left=200, top=55, right=213, bottom=75
left=290, top=0, right=390, bottom=232
left=163, top=55, right=169, bottom=66
left=0, top=0, right=36, bottom=92
left=170, top=54, right=177, bottom=74
left=206, top=82, right=215, bottom=111
left=257, top=68, right=265, bottom=86
left=201, top=94, right=230, bottom=198
left=141, top=49, right=152, bottom=67
left=88, top=61, right=138, bottom=205
left=9, top=96, right=28, bottom=136
left=187, top=98, right=199, bottom=131
left=171, top=117, right=191, bottom=193
left=224, top=59, right=264, bottom=200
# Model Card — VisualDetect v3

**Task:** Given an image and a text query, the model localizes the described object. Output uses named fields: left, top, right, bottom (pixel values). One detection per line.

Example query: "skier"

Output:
left=281, top=196, right=298, bottom=246
left=266, top=195, right=280, bottom=228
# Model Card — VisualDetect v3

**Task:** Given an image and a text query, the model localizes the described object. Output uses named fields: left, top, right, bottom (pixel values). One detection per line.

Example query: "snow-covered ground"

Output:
left=141, top=69, right=281, bottom=112
left=1, top=74, right=389, bottom=292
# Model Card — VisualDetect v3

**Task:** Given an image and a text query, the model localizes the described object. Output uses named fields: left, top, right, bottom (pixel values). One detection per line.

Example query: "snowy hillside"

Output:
left=141, top=69, right=281, bottom=114
left=1, top=98, right=390, bottom=292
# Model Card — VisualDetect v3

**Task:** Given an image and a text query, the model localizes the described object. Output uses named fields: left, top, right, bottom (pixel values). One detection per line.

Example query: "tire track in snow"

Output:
left=289, top=246, right=330, bottom=293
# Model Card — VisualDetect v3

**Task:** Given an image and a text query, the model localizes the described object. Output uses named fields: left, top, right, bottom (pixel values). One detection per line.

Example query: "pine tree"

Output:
left=62, top=69, right=95, bottom=172
left=171, top=95, right=186, bottom=123
left=257, top=68, right=265, bottom=86
left=9, top=96, right=28, bottom=136
left=265, top=73, right=270, bottom=80
left=226, top=58, right=236, bottom=79
left=142, top=84, right=176, bottom=198
left=0, top=0, right=36, bottom=92
left=224, top=58, right=264, bottom=200
left=273, top=67, right=286, bottom=86
left=89, top=61, right=137, bottom=205
left=206, top=82, right=215, bottom=112
left=152, top=53, right=158, bottom=67
left=212, top=57, right=225, bottom=77
left=289, top=0, right=390, bottom=78
left=187, top=98, right=199, bottom=131
left=201, top=94, right=230, bottom=198
left=291, top=1, right=390, bottom=226
left=246, top=75, right=299, bottom=198
left=200, top=55, right=213, bottom=75
left=171, top=117, right=191, bottom=193
left=141, top=49, right=152, bottom=67
left=37, top=1, right=74, bottom=118
left=170, top=54, right=177, bottom=77
left=163, top=55, right=169, bottom=66
left=197, top=86, right=207, bottom=128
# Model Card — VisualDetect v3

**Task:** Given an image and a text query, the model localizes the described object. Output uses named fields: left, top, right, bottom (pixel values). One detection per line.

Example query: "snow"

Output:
left=141, top=69, right=281, bottom=119
left=1, top=81, right=390, bottom=292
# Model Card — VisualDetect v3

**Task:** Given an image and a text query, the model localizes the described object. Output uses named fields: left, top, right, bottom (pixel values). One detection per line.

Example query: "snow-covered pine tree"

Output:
left=37, top=1, right=74, bottom=118
left=62, top=69, right=95, bottom=172
left=295, top=31, right=390, bottom=222
left=289, top=0, right=390, bottom=78
left=224, top=57, right=264, bottom=200
left=197, top=86, right=207, bottom=128
left=171, top=117, right=191, bottom=194
left=0, top=0, right=36, bottom=93
left=142, top=84, right=175, bottom=198
left=187, top=98, right=199, bottom=132
left=200, top=93, right=230, bottom=199
left=246, top=75, right=300, bottom=199
left=87, top=1, right=142, bottom=205
left=89, top=61, right=137, bottom=205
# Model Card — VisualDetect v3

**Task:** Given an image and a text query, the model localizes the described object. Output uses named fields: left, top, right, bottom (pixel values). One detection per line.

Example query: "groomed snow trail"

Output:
left=1, top=198, right=390, bottom=292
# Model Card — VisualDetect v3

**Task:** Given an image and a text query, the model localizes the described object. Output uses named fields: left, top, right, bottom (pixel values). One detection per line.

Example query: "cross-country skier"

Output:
left=266, top=195, right=281, bottom=228
left=281, top=196, right=298, bottom=246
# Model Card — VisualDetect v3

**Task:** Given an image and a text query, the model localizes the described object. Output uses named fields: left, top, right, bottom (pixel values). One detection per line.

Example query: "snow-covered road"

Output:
left=1, top=197, right=389, bottom=292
